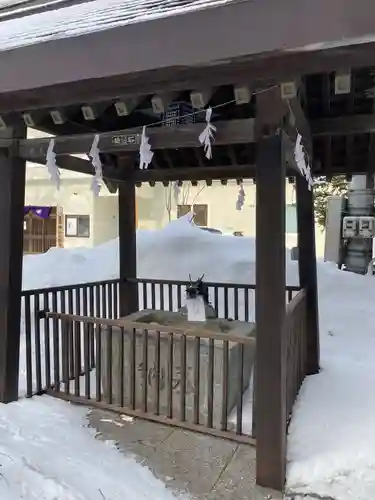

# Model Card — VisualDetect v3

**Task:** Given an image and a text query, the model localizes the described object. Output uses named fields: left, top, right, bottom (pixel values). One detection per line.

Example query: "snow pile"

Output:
left=17, top=214, right=375, bottom=499
left=286, top=265, right=375, bottom=500
left=22, top=215, right=295, bottom=289
left=0, top=396, right=179, bottom=500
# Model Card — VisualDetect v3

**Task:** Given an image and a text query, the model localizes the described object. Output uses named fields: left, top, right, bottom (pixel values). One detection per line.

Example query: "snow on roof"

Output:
left=0, top=0, right=236, bottom=52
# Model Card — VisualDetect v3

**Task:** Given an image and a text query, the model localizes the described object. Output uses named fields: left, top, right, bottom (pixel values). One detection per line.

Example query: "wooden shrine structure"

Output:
left=1, top=0, right=375, bottom=492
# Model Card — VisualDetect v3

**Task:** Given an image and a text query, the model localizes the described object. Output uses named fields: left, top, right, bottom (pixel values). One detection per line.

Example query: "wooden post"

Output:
left=0, top=125, right=27, bottom=403
left=296, top=176, right=320, bottom=375
left=255, top=132, right=287, bottom=491
left=118, top=179, right=138, bottom=317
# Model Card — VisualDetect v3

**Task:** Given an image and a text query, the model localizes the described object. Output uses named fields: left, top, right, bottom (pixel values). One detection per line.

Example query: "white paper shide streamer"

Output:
left=89, top=134, right=103, bottom=196
left=294, top=133, right=314, bottom=191
left=236, top=182, right=246, bottom=211
left=46, top=138, right=61, bottom=190
left=139, top=126, right=154, bottom=170
left=199, top=108, right=216, bottom=160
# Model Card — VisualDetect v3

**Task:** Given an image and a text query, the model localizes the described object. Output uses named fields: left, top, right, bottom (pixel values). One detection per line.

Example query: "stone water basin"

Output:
left=101, top=309, right=256, bottom=428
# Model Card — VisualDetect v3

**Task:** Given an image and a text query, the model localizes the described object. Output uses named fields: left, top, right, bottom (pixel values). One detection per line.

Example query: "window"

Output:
left=285, top=204, right=298, bottom=234
left=177, top=204, right=208, bottom=226
left=65, top=215, right=90, bottom=238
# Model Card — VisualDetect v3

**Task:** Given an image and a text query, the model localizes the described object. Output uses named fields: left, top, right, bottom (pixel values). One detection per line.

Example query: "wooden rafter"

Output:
left=18, top=119, right=255, bottom=159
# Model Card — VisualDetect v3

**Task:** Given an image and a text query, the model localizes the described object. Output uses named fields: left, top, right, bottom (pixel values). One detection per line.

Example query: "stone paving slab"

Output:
left=88, top=408, right=281, bottom=500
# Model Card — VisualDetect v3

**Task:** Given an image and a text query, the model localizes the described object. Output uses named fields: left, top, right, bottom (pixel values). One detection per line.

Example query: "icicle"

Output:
left=89, top=134, right=103, bottom=196
left=199, top=107, right=216, bottom=160
left=236, top=183, right=246, bottom=211
left=46, top=138, right=61, bottom=189
left=139, top=126, right=154, bottom=170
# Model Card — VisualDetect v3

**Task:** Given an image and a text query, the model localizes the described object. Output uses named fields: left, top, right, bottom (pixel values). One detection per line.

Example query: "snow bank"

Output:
left=22, top=214, right=295, bottom=290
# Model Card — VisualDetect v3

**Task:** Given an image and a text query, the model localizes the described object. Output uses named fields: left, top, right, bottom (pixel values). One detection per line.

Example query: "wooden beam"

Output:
left=19, top=119, right=255, bottom=159
left=311, top=114, right=375, bottom=136
left=0, top=125, right=26, bottom=403
left=118, top=159, right=138, bottom=316
left=130, top=165, right=260, bottom=182
left=255, top=86, right=287, bottom=491
left=255, top=132, right=287, bottom=492
left=296, top=176, right=320, bottom=375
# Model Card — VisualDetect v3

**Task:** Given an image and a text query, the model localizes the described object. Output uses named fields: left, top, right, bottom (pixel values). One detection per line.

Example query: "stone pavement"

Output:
left=88, top=408, right=280, bottom=500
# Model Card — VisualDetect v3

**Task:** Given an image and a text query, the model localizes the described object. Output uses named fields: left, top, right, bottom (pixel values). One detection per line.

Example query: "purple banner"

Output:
left=24, top=206, right=52, bottom=219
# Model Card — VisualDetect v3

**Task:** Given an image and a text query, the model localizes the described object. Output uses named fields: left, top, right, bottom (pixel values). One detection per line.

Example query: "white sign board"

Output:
left=186, top=296, right=206, bottom=322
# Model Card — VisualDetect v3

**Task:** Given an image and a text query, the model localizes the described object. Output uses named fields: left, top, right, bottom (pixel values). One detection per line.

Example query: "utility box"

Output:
left=359, top=216, right=375, bottom=238
left=342, top=216, right=359, bottom=238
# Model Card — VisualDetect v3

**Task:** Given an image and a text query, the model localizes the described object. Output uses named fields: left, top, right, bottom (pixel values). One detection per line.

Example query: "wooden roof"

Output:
left=2, top=0, right=375, bottom=182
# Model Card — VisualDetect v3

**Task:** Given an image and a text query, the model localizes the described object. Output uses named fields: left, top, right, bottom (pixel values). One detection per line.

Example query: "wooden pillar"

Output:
left=118, top=180, right=138, bottom=317
left=0, top=126, right=27, bottom=403
left=255, top=132, right=287, bottom=491
left=296, top=176, right=320, bottom=375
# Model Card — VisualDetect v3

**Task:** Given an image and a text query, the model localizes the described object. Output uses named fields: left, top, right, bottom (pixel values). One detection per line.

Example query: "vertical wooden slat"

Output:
left=43, top=291, right=51, bottom=388
left=129, top=328, right=136, bottom=410
left=74, top=320, right=81, bottom=397
left=82, top=287, right=88, bottom=316
left=142, top=328, right=148, bottom=412
left=89, top=286, right=95, bottom=369
left=105, top=325, right=113, bottom=404
left=221, top=340, right=229, bottom=431
left=193, top=336, right=200, bottom=425
left=95, top=285, right=101, bottom=318
left=75, top=288, right=82, bottom=380
left=62, top=319, right=70, bottom=394
left=113, top=282, right=119, bottom=319
left=154, top=330, right=161, bottom=415
left=33, top=293, right=42, bottom=393
left=214, top=287, right=219, bottom=317
left=51, top=292, right=60, bottom=392
left=95, top=324, right=102, bottom=402
left=224, top=287, right=229, bottom=319
left=24, top=295, right=33, bottom=397
left=108, top=283, right=113, bottom=319
left=159, top=284, right=165, bottom=311
left=179, top=334, right=187, bottom=421
left=168, top=284, right=173, bottom=312
left=233, top=287, right=239, bottom=321
left=67, top=289, right=74, bottom=379
left=207, top=338, right=214, bottom=428
left=102, top=284, right=107, bottom=319
left=236, top=344, right=244, bottom=435
left=84, top=323, right=91, bottom=399
left=167, top=333, right=173, bottom=418
left=119, top=326, right=125, bottom=407
left=244, top=288, right=249, bottom=322
left=151, top=283, right=156, bottom=309
left=142, top=282, right=147, bottom=310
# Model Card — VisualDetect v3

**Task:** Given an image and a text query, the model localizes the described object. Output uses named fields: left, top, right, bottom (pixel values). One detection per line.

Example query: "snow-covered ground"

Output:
left=5, top=215, right=375, bottom=499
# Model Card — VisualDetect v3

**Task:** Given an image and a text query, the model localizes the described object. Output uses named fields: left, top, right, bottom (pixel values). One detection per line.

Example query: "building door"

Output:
left=23, top=206, right=58, bottom=254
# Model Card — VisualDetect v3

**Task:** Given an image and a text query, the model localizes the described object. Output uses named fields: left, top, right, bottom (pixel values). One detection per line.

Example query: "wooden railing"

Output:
left=43, top=311, right=257, bottom=443
left=284, top=288, right=308, bottom=427
left=20, top=277, right=300, bottom=400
